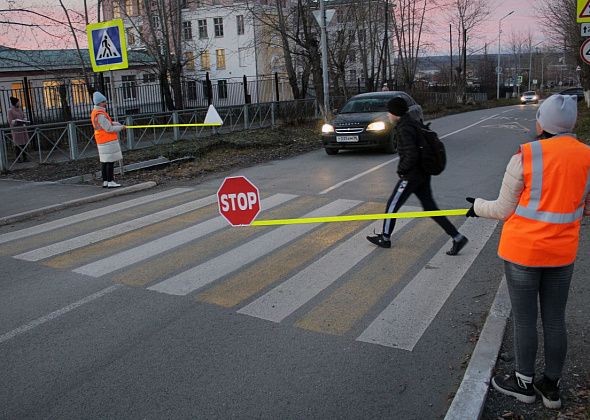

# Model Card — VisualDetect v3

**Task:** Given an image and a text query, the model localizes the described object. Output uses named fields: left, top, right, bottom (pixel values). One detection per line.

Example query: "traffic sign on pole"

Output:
left=578, top=0, right=590, bottom=22
left=580, top=38, right=590, bottom=65
left=217, top=176, right=261, bottom=226
left=86, top=19, right=128, bottom=72
left=582, top=22, right=590, bottom=36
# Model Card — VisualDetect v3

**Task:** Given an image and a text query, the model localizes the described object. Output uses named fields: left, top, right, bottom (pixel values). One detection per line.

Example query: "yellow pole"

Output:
left=126, top=123, right=222, bottom=129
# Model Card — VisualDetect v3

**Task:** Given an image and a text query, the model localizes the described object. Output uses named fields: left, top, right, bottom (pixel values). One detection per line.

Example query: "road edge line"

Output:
left=0, top=181, right=157, bottom=226
left=444, top=276, right=511, bottom=420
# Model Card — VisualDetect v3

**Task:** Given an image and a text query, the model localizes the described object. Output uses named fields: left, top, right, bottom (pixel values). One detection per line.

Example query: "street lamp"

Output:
left=497, top=10, right=514, bottom=100
left=528, top=41, right=543, bottom=91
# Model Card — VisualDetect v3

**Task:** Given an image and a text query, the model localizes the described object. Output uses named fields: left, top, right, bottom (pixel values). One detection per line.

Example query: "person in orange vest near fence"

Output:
left=91, top=91, right=125, bottom=188
left=465, top=94, right=590, bottom=409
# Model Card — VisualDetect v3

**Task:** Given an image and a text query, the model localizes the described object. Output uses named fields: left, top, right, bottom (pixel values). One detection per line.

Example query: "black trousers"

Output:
left=382, top=178, right=459, bottom=238
left=101, top=162, right=115, bottom=182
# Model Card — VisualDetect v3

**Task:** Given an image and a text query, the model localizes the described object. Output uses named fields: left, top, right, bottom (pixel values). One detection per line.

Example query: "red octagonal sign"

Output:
left=217, top=176, right=261, bottom=226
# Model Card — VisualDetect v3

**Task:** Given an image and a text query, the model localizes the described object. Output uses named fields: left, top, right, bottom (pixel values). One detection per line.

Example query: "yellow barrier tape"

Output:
left=126, top=123, right=223, bottom=129
left=250, top=209, right=469, bottom=226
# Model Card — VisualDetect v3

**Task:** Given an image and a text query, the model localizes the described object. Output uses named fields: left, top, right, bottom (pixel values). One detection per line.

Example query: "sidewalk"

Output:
left=0, top=178, right=156, bottom=225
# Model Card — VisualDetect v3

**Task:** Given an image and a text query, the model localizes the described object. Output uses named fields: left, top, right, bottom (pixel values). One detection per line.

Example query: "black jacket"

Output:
left=395, top=114, right=427, bottom=181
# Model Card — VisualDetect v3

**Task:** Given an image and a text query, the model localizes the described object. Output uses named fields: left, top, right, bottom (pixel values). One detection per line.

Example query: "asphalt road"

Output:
left=0, top=104, right=539, bottom=419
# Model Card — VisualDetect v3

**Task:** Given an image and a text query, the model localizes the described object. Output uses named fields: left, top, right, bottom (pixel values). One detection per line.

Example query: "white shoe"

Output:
left=107, top=181, right=121, bottom=188
left=103, top=181, right=108, bottom=188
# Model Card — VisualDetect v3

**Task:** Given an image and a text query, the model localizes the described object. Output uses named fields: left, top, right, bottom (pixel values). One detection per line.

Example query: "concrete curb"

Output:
left=0, top=181, right=157, bottom=226
left=444, top=277, right=511, bottom=420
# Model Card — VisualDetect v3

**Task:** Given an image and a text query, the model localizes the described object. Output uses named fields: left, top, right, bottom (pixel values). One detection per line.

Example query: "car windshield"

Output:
left=340, top=98, right=389, bottom=113
left=524, top=91, right=535, bottom=95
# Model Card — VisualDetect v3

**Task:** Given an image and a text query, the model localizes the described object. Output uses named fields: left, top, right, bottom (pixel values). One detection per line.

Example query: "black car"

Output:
left=321, top=91, right=423, bottom=155
left=558, top=87, right=584, bottom=102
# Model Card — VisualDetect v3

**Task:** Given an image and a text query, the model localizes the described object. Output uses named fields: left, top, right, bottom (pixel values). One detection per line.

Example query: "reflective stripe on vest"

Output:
left=91, top=109, right=118, bottom=144
left=514, top=140, right=590, bottom=224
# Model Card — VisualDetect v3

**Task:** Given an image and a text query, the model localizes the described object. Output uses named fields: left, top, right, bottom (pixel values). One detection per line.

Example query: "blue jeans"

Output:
left=504, top=261, right=573, bottom=380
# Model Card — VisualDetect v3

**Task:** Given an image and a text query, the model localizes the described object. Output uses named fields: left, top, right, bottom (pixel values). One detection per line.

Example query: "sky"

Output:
left=0, top=0, right=540, bottom=53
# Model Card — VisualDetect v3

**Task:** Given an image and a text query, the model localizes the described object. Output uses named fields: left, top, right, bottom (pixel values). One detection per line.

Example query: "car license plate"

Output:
left=336, top=135, right=359, bottom=143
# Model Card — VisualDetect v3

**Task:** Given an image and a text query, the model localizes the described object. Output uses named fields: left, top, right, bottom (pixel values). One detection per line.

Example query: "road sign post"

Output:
left=217, top=176, right=261, bottom=226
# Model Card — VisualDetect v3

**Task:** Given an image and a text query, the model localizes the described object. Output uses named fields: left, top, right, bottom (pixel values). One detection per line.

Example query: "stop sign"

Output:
left=217, top=176, right=261, bottom=226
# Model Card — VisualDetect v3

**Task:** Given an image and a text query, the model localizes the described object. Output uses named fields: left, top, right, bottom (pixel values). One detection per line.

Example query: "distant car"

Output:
left=321, top=91, right=423, bottom=155
left=558, top=87, right=584, bottom=102
left=520, top=91, right=539, bottom=104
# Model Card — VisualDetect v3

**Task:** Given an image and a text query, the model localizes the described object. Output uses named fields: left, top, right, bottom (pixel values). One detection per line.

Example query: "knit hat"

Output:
left=93, top=91, right=108, bottom=105
left=387, top=97, right=409, bottom=116
left=9, top=96, right=19, bottom=106
left=536, top=94, right=577, bottom=135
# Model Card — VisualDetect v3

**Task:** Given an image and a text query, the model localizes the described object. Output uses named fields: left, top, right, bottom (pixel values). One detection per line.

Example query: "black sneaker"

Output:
left=534, top=376, right=561, bottom=409
left=491, top=372, right=536, bottom=404
left=446, top=236, right=468, bottom=256
left=366, top=233, right=391, bottom=248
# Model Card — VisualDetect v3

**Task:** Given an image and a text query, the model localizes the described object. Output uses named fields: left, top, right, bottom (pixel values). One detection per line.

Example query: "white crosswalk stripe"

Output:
left=0, top=188, right=192, bottom=245
left=147, top=199, right=362, bottom=296
left=237, top=216, right=412, bottom=323
left=73, top=193, right=297, bottom=278
left=15, top=195, right=217, bottom=261
left=356, top=218, right=498, bottom=351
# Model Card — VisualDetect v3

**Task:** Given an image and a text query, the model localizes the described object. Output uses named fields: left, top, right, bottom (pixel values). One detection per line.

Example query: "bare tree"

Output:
left=447, top=0, right=492, bottom=99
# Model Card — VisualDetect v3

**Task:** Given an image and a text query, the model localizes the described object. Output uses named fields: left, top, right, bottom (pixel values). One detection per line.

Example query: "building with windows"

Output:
left=0, top=46, right=156, bottom=125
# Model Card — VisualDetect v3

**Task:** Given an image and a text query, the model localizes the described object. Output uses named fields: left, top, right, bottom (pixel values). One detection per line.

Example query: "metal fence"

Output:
left=0, top=99, right=319, bottom=173
left=0, top=74, right=295, bottom=127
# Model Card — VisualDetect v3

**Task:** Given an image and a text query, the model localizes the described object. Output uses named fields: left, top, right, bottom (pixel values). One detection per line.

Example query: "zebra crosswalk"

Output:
left=0, top=187, right=498, bottom=351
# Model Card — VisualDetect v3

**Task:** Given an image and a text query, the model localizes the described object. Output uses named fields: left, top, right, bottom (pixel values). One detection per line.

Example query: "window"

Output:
left=237, top=15, right=244, bottom=35
left=124, top=0, right=133, bottom=15
left=71, top=80, right=90, bottom=105
left=202, top=81, right=209, bottom=99
left=121, top=75, right=137, bottom=100
left=348, top=31, right=355, bottom=43
left=216, top=49, right=226, bottom=69
left=183, top=21, right=193, bottom=40
left=214, top=17, right=224, bottom=37
left=200, top=50, right=211, bottom=70
left=348, top=51, right=356, bottom=63
left=143, top=73, right=157, bottom=83
left=187, top=81, right=197, bottom=100
left=238, top=48, right=247, bottom=67
left=198, top=19, right=208, bottom=39
left=113, top=0, right=121, bottom=18
left=151, top=15, right=160, bottom=31
left=126, top=28, right=136, bottom=45
left=43, top=81, right=62, bottom=109
left=358, top=29, right=366, bottom=43
left=11, top=82, right=33, bottom=108
left=180, top=0, right=188, bottom=8
left=349, top=69, right=357, bottom=81
left=184, top=51, right=195, bottom=70
left=217, top=80, right=227, bottom=99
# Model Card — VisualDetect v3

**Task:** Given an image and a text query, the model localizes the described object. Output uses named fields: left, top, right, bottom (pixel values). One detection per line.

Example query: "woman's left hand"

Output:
left=466, top=197, right=478, bottom=217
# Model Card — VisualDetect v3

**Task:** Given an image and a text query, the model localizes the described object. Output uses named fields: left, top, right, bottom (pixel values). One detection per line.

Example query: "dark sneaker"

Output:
left=446, top=236, right=468, bottom=256
left=366, top=233, right=391, bottom=248
left=491, top=372, right=536, bottom=404
left=534, top=376, right=562, bottom=409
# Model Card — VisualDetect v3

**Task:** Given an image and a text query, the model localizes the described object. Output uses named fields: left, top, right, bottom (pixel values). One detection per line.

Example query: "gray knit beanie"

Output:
left=536, top=94, right=577, bottom=135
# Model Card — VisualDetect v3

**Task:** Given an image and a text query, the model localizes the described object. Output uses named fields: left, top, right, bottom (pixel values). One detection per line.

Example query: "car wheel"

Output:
left=383, top=131, right=397, bottom=154
left=325, top=148, right=338, bottom=155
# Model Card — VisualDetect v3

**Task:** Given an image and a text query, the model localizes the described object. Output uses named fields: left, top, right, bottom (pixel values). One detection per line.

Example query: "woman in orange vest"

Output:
left=466, top=94, right=590, bottom=409
left=91, top=91, right=125, bottom=188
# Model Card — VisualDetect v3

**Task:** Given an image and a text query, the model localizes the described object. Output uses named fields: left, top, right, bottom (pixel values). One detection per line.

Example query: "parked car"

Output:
left=520, top=91, right=539, bottom=104
left=559, top=87, right=584, bottom=102
left=321, top=91, right=423, bottom=155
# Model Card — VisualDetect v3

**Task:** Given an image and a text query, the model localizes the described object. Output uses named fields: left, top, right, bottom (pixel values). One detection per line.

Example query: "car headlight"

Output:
left=367, top=121, right=386, bottom=131
left=322, top=123, right=334, bottom=134
left=532, top=95, right=538, bottom=100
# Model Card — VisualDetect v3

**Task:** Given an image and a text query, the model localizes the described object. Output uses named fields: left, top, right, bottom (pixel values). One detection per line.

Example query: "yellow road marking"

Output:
left=196, top=202, right=383, bottom=308
left=44, top=205, right=218, bottom=269
left=0, top=190, right=203, bottom=257
left=295, top=218, right=442, bottom=336
left=114, top=196, right=325, bottom=287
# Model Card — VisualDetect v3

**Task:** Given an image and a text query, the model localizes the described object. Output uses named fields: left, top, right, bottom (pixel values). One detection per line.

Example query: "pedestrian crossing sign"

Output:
left=86, top=19, right=128, bottom=72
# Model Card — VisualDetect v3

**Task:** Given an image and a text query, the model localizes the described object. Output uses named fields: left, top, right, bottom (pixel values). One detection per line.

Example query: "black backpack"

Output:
left=415, top=122, right=446, bottom=175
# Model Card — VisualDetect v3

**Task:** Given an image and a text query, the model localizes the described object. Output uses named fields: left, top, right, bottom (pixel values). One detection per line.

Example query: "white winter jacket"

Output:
left=475, top=153, right=590, bottom=220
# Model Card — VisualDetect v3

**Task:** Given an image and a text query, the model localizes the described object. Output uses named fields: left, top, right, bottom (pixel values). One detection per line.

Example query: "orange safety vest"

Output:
left=498, top=135, right=590, bottom=267
left=91, top=108, right=118, bottom=144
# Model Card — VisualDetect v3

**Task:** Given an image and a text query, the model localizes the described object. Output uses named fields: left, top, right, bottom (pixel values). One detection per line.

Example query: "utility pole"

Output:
left=497, top=11, right=514, bottom=100
left=382, top=0, right=389, bottom=88
left=320, top=0, right=329, bottom=120
left=450, top=24, right=453, bottom=94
